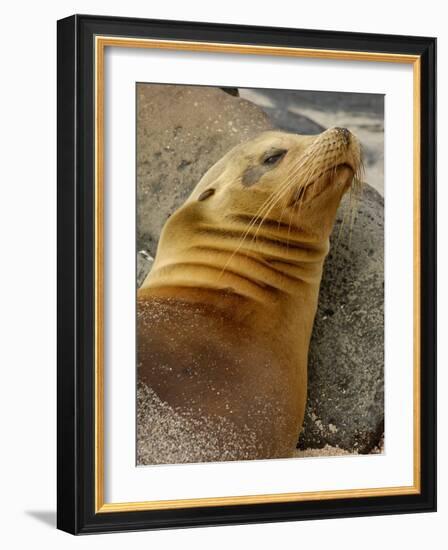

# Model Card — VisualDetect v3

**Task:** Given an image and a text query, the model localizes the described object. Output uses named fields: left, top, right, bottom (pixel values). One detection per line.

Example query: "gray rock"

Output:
left=240, top=88, right=384, bottom=118
left=261, top=107, right=324, bottom=135
left=137, top=84, right=273, bottom=257
left=137, top=250, right=154, bottom=288
left=137, top=85, right=384, bottom=453
left=299, top=185, right=384, bottom=453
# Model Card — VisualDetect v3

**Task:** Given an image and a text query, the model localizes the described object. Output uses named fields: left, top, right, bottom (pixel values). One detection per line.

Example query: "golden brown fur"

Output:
left=138, top=128, right=362, bottom=463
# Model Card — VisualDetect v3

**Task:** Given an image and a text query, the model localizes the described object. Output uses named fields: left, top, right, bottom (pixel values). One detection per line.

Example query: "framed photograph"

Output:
left=57, top=14, right=436, bottom=534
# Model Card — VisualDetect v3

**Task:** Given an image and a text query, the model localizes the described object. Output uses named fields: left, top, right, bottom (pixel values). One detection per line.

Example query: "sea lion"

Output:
left=137, top=127, right=362, bottom=464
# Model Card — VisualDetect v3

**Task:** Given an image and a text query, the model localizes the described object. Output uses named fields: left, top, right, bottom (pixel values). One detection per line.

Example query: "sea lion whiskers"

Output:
left=240, top=132, right=324, bottom=232
left=250, top=155, right=321, bottom=254
left=244, top=139, right=326, bottom=240
left=283, top=163, right=314, bottom=256
left=217, top=189, right=288, bottom=277
left=218, top=133, right=348, bottom=277
left=279, top=153, right=327, bottom=253
left=347, top=161, right=365, bottom=245
left=250, top=134, right=338, bottom=246
left=218, top=164, right=305, bottom=277
left=217, top=165, right=305, bottom=278
left=276, top=133, right=362, bottom=255
left=273, top=141, right=329, bottom=236
left=334, top=158, right=365, bottom=250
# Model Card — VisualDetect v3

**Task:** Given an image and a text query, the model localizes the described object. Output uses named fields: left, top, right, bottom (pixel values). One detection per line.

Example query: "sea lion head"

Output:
left=143, top=128, right=363, bottom=299
left=188, top=127, right=363, bottom=243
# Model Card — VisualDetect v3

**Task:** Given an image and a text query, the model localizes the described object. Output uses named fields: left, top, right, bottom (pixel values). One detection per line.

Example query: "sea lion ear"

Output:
left=198, top=188, right=215, bottom=201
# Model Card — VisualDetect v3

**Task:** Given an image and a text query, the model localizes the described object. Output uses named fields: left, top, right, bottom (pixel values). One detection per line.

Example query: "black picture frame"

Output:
left=57, top=14, right=436, bottom=534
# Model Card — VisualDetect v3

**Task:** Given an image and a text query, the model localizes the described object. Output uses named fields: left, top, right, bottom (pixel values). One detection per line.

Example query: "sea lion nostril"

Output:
left=334, top=127, right=351, bottom=145
left=335, top=127, right=351, bottom=139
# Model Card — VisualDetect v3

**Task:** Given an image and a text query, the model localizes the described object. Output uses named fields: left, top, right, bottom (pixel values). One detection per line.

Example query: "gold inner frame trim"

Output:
left=94, top=35, right=421, bottom=514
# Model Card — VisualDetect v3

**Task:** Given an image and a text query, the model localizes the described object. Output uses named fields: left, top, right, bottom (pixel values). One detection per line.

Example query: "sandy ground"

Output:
left=294, top=437, right=384, bottom=459
left=138, top=384, right=383, bottom=464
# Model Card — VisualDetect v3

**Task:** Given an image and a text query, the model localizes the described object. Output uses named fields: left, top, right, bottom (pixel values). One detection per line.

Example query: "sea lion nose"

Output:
left=335, top=127, right=351, bottom=143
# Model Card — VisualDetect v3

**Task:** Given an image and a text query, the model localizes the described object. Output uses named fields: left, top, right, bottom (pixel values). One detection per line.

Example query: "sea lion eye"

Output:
left=198, top=188, right=215, bottom=201
left=263, top=150, right=286, bottom=165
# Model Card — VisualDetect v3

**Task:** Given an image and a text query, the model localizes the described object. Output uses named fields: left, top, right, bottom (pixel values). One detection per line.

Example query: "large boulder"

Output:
left=137, top=84, right=273, bottom=262
left=137, top=85, right=384, bottom=454
left=298, top=185, right=384, bottom=453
